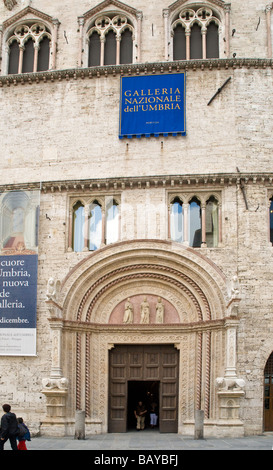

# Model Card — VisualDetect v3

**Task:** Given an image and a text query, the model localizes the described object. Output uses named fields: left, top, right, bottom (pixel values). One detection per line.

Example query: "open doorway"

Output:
left=127, top=381, right=160, bottom=431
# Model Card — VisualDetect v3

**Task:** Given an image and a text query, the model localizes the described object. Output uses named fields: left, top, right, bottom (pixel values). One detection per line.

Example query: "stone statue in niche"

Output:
left=155, top=297, right=165, bottom=323
left=123, top=298, right=134, bottom=324
left=140, top=296, right=150, bottom=324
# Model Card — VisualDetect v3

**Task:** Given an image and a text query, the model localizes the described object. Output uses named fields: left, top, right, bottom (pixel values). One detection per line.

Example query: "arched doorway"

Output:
left=264, top=352, right=273, bottom=431
left=43, top=240, right=245, bottom=437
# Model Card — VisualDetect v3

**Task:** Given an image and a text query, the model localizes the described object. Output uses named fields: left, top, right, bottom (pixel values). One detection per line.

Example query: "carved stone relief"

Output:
left=110, top=294, right=179, bottom=324
left=3, top=0, right=17, bottom=10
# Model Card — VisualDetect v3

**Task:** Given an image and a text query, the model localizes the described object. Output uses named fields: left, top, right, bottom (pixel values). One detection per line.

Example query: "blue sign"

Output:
left=119, top=73, right=186, bottom=139
left=0, top=255, right=38, bottom=329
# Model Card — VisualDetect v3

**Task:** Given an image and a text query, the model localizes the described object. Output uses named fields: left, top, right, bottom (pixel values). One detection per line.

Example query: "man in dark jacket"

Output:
left=0, top=404, right=18, bottom=450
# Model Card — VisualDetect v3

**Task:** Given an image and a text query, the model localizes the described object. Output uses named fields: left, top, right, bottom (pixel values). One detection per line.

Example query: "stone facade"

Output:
left=0, top=0, right=273, bottom=437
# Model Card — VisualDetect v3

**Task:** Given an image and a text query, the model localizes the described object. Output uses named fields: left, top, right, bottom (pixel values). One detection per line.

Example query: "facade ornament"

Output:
left=123, top=298, right=134, bottom=324
left=216, top=377, right=245, bottom=392
left=230, top=275, right=240, bottom=298
left=42, top=377, right=68, bottom=391
left=155, top=297, right=165, bottom=323
left=3, top=0, right=17, bottom=10
left=46, top=277, right=61, bottom=302
left=140, top=296, right=150, bottom=324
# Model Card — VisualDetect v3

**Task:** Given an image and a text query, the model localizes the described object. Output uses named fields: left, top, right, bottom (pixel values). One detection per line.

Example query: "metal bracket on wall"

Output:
left=207, top=77, right=232, bottom=106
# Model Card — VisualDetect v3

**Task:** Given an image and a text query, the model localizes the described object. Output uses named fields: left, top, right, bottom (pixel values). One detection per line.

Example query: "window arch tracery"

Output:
left=1, top=6, right=60, bottom=75
left=172, top=6, right=220, bottom=60
left=78, top=1, right=143, bottom=68
left=87, top=14, right=134, bottom=66
left=7, top=22, right=52, bottom=74
left=164, top=0, right=230, bottom=61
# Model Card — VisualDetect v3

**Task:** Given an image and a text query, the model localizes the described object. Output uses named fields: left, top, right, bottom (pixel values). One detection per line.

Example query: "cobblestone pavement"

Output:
left=7, top=430, right=273, bottom=451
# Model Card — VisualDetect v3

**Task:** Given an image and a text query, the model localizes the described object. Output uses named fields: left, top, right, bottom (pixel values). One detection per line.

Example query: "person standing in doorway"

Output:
left=134, top=401, right=147, bottom=430
left=0, top=404, right=18, bottom=451
left=150, top=401, right=158, bottom=428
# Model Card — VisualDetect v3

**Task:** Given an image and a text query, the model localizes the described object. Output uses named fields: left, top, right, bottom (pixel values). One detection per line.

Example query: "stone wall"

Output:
left=0, top=0, right=272, bottom=436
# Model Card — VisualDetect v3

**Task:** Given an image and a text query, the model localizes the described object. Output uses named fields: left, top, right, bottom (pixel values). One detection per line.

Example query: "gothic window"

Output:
left=172, top=6, right=220, bottom=60
left=106, top=199, right=119, bottom=245
left=70, top=196, right=120, bottom=252
left=72, top=201, right=85, bottom=253
left=87, top=14, right=134, bottom=67
left=89, top=201, right=102, bottom=251
left=7, top=22, right=52, bottom=74
left=189, top=197, right=201, bottom=247
left=170, top=197, right=183, bottom=243
left=168, top=192, right=221, bottom=247
left=205, top=196, right=219, bottom=248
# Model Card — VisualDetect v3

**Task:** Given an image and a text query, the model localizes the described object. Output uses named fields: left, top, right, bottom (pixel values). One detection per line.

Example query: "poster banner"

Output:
left=0, top=190, right=40, bottom=356
left=119, top=73, right=186, bottom=139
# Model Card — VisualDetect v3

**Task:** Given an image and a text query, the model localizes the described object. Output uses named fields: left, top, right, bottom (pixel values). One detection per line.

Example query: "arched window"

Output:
left=37, top=36, right=50, bottom=71
left=89, top=201, right=102, bottom=251
left=264, top=352, right=273, bottom=431
left=205, top=196, right=219, bottom=247
left=190, top=23, right=202, bottom=59
left=7, top=22, right=52, bottom=74
left=189, top=197, right=201, bottom=247
left=106, top=199, right=119, bottom=245
left=88, top=30, right=101, bottom=66
left=269, top=197, right=273, bottom=244
left=22, top=37, right=35, bottom=73
left=170, top=197, right=183, bottom=243
left=72, top=202, right=85, bottom=253
left=206, top=22, right=219, bottom=58
left=8, top=40, right=20, bottom=74
left=104, top=29, right=117, bottom=65
left=88, top=14, right=134, bottom=67
left=120, top=28, right=133, bottom=64
left=173, top=24, right=186, bottom=60
left=172, top=6, right=220, bottom=60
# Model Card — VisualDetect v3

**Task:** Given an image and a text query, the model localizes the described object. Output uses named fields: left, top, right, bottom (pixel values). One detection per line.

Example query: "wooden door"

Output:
left=109, top=345, right=179, bottom=433
left=264, top=353, right=273, bottom=431
left=108, top=347, right=127, bottom=432
left=160, top=346, right=179, bottom=433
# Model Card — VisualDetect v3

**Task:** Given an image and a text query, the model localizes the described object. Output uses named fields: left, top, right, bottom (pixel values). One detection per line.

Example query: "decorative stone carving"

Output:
left=230, top=275, right=240, bottom=299
left=216, top=377, right=245, bottom=392
left=123, top=298, right=134, bottom=323
left=155, top=297, right=164, bottom=323
left=41, top=377, right=68, bottom=419
left=46, top=277, right=61, bottom=302
left=140, top=296, right=150, bottom=324
left=42, top=377, right=68, bottom=390
left=109, top=294, right=179, bottom=324
left=3, top=0, right=17, bottom=10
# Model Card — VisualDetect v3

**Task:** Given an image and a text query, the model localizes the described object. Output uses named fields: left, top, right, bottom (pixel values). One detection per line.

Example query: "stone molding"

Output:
left=1, top=171, right=273, bottom=194
left=0, top=58, right=272, bottom=87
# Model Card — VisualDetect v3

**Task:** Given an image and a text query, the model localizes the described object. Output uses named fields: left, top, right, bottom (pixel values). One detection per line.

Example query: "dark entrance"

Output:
left=264, top=352, right=273, bottom=431
left=108, top=345, right=179, bottom=433
left=127, top=381, right=160, bottom=430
